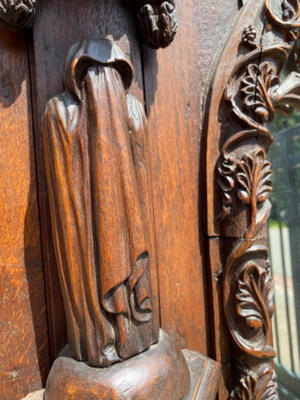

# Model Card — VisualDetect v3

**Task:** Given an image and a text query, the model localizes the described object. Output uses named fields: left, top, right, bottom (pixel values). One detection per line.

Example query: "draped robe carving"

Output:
left=42, top=39, right=159, bottom=367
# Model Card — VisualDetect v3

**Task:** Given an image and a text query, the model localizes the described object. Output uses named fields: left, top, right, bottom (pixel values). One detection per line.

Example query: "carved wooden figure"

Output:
left=135, top=0, right=177, bottom=48
left=43, top=39, right=158, bottom=367
left=205, top=0, right=300, bottom=398
left=42, top=38, right=193, bottom=400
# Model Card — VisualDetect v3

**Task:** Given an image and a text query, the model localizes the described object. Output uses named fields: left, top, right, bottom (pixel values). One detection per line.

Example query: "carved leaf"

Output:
left=231, top=369, right=279, bottom=400
left=241, top=62, right=279, bottom=121
left=237, top=150, right=272, bottom=205
left=236, top=264, right=274, bottom=330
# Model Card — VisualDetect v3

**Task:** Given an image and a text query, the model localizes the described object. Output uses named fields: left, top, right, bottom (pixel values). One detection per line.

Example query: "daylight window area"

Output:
left=269, top=111, right=300, bottom=399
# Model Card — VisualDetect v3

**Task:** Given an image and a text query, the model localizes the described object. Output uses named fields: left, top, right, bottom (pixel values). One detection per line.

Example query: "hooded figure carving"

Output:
left=42, top=39, right=159, bottom=367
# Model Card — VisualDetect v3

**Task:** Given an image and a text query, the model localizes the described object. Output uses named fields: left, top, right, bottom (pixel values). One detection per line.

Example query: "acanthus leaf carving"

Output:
left=230, top=369, right=279, bottom=400
left=241, top=63, right=279, bottom=122
left=237, top=150, right=272, bottom=207
left=236, top=263, right=274, bottom=331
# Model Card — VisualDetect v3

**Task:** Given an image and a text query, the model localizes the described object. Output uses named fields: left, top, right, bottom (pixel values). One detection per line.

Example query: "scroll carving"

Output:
left=206, top=0, right=300, bottom=398
left=135, top=0, right=177, bottom=48
left=0, top=0, right=36, bottom=31
left=42, top=39, right=158, bottom=367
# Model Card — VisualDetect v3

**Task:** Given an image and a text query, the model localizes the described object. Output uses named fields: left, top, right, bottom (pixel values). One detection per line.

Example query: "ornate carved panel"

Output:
left=205, top=0, right=300, bottom=398
left=0, top=0, right=177, bottom=48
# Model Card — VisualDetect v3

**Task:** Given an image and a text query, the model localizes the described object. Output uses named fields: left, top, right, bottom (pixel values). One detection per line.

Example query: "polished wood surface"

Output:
left=45, top=330, right=190, bottom=400
left=183, top=350, right=221, bottom=400
left=0, top=29, right=49, bottom=400
left=24, top=349, right=221, bottom=400
left=143, top=0, right=239, bottom=357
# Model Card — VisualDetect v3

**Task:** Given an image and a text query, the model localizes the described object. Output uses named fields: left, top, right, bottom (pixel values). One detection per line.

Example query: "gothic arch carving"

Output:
left=205, top=0, right=300, bottom=398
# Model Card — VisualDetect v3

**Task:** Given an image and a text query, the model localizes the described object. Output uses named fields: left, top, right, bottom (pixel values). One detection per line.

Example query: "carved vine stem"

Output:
left=0, top=0, right=177, bottom=49
left=206, top=0, right=300, bottom=398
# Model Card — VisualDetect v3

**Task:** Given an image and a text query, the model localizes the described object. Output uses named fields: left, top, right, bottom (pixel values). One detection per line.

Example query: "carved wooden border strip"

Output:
left=0, top=0, right=177, bottom=48
left=205, top=0, right=300, bottom=398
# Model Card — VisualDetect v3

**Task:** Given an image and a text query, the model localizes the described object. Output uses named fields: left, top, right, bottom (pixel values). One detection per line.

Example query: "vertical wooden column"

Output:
left=0, top=30, right=49, bottom=400
left=205, top=0, right=300, bottom=398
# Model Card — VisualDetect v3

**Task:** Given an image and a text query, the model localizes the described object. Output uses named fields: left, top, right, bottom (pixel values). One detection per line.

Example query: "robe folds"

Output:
left=42, top=39, right=158, bottom=367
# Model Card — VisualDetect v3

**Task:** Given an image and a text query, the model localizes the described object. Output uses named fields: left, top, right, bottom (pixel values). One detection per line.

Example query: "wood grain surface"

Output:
left=0, top=29, right=49, bottom=400
left=45, top=330, right=190, bottom=400
left=142, top=0, right=239, bottom=359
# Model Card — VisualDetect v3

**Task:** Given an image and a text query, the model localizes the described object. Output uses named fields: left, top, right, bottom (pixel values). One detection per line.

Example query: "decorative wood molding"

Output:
left=0, top=0, right=37, bottom=31
left=135, top=0, right=177, bottom=48
left=205, top=0, right=300, bottom=398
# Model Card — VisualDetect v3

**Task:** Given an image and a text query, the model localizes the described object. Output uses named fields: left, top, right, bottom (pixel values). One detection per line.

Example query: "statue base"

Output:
left=45, top=330, right=190, bottom=400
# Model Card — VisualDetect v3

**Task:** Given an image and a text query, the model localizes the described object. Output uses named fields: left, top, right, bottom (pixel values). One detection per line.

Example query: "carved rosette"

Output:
left=136, top=0, right=177, bottom=48
left=206, top=0, right=300, bottom=398
left=0, top=0, right=37, bottom=31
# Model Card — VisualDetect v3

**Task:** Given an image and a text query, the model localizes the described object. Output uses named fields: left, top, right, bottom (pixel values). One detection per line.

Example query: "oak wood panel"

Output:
left=143, top=0, right=239, bottom=356
left=29, top=0, right=159, bottom=360
left=0, top=30, right=49, bottom=400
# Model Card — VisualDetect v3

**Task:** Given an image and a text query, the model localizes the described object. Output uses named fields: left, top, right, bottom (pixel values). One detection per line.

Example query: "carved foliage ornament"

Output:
left=0, top=0, right=177, bottom=49
left=206, top=0, right=300, bottom=398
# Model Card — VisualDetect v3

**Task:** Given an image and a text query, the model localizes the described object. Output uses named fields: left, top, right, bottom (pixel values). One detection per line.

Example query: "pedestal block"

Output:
left=45, top=330, right=190, bottom=400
